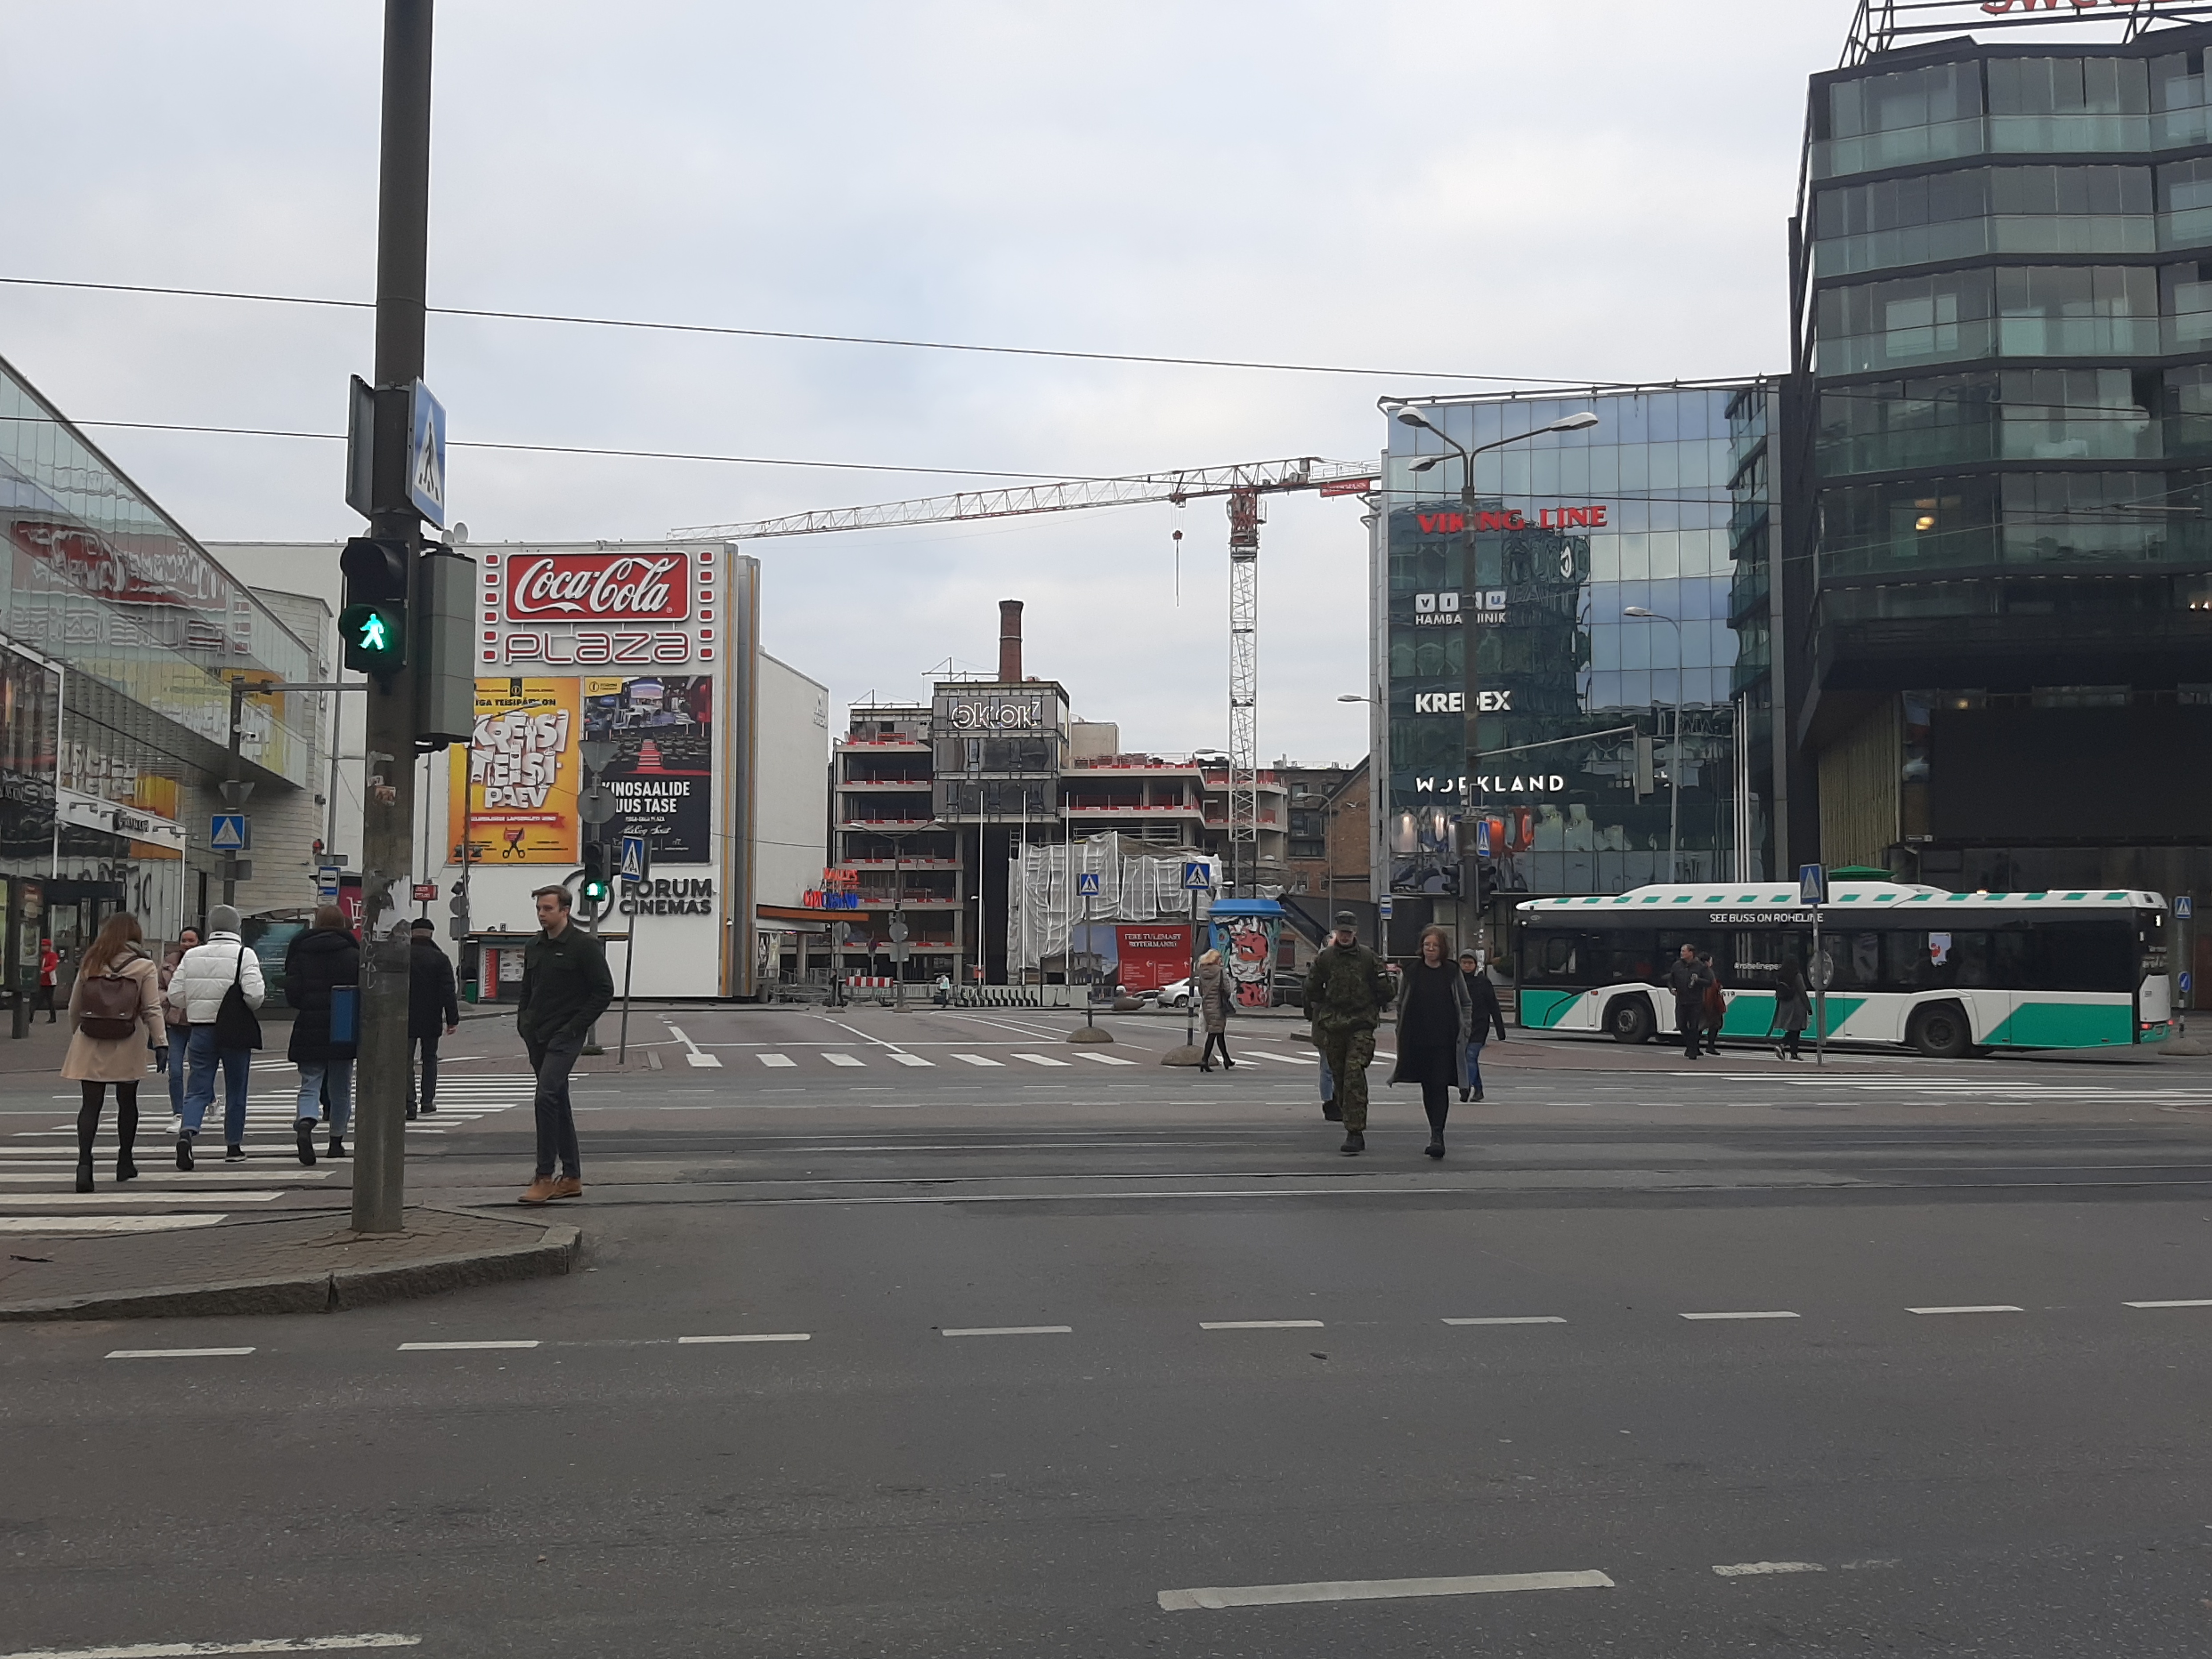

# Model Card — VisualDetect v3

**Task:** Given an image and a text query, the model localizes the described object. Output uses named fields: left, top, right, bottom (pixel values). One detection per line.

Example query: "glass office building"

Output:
left=1372, top=381, right=1779, bottom=944
left=0, top=351, right=322, bottom=977
left=1794, top=20, right=2212, bottom=901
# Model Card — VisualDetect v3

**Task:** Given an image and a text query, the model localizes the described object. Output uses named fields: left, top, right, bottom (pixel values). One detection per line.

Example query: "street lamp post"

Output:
left=1385, top=405, right=1598, bottom=950
left=1623, top=607, right=1686, bottom=881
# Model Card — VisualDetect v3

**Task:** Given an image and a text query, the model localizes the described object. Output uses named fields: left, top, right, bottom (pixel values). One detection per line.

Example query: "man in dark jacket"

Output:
left=516, top=885, right=613, bottom=1204
left=285, top=905, right=360, bottom=1165
left=1304, top=910, right=1395, bottom=1155
left=406, top=918, right=460, bottom=1120
left=1456, top=949, right=1508, bottom=1103
left=1666, top=942, right=1713, bottom=1062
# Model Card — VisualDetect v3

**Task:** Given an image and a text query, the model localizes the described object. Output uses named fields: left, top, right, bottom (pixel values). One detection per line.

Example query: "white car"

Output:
left=1147, top=977, right=1194, bottom=1009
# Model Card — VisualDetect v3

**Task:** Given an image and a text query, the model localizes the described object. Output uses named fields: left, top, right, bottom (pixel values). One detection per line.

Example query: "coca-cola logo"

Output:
left=505, top=553, right=689, bottom=623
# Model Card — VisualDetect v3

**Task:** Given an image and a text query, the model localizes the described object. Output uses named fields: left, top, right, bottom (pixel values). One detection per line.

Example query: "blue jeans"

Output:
left=167, top=1026, right=187, bottom=1116
left=1464, top=1040, right=1488, bottom=1095
left=296, top=1060, right=354, bottom=1139
left=182, top=1025, right=251, bottom=1144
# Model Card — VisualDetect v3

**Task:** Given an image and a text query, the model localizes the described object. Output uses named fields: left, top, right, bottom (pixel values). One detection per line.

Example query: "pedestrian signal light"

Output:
left=340, top=536, right=412, bottom=676
left=580, top=842, right=611, bottom=909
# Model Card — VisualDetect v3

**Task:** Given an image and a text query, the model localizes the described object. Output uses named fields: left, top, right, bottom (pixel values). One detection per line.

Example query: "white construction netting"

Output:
left=1007, top=834, right=1221, bottom=975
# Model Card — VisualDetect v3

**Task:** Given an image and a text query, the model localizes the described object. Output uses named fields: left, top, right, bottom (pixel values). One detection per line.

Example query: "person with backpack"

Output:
left=407, top=917, right=459, bottom=1119
left=165, top=905, right=264, bottom=1169
left=285, top=906, right=360, bottom=1164
left=61, top=913, right=164, bottom=1192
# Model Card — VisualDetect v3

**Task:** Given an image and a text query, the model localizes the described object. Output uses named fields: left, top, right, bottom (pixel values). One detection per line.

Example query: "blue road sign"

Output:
left=211, top=813, right=250, bottom=852
left=2181, top=971, right=2194, bottom=995
left=1077, top=871, right=1101, bottom=896
left=618, top=833, right=649, bottom=884
left=1798, top=862, right=1826, bottom=905
left=2177, top=895, right=2194, bottom=920
left=1476, top=819, right=1493, bottom=858
left=1380, top=896, right=1394, bottom=921
left=407, top=379, right=447, bottom=526
left=1182, top=861, right=1213, bottom=891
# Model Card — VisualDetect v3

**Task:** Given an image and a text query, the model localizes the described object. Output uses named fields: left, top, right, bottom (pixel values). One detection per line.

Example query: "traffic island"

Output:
left=0, top=1207, right=580, bottom=1322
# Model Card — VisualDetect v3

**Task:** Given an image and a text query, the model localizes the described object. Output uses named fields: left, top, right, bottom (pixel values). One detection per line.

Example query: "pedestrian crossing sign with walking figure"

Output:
left=1078, top=872, right=1101, bottom=896
left=1182, top=861, right=1213, bottom=892
left=211, top=813, right=250, bottom=851
left=618, top=833, right=649, bottom=885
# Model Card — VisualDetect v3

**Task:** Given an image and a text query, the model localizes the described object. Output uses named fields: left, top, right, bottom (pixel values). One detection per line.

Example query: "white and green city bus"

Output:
left=1513, top=881, right=2172, bottom=1058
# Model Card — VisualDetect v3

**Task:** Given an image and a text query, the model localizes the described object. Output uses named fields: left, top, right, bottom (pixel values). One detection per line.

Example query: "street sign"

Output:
left=2181, top=970, right=2194, bottom=995
left=1380, top=896, right=1394, bottom=920
left=1078, top=871, right=1101, bottom=896
left=1182, top=861, right=1213, bottom=891
left=1798, top=862, right=1827, bottom=905
left=2178, top=896, right=2194, bottom=919
left=618, top=834, right=649, bottom=884
left=411, top=882, right=438, bottom=902
left=407, top=379, right=447, bottom=526
left=316, top=874, right=340, bottom=900
left=1475, top=819, right=1493, bottom=858
left=211, top=813, right=250, bottom=852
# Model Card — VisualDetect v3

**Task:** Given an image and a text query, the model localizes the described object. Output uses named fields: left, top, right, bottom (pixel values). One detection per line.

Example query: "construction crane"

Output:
left=668, top=455, right=1379, bottom=895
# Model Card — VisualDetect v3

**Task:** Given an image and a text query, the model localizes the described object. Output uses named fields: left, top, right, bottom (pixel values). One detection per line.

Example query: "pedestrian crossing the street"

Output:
left=0, top=1074, right=533, bottom=1234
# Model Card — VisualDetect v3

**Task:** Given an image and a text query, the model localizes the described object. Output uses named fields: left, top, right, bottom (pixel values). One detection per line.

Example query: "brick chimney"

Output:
left=998, top=599, right=1024, bottom=684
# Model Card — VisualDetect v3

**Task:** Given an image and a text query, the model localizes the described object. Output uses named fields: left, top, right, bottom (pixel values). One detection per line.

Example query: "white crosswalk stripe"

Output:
left=1077, top=1052, right=1137, bottom=1066
left=822, top=1053, right=866, bottom=1067
left=758, top=1053, right=796, bottom=1067
left=1013, top=1053, right=1071, bottom=1068
left=889, top=1052, right=933, bottom=1067
left=953, top=1053, right=1004, bottom=1067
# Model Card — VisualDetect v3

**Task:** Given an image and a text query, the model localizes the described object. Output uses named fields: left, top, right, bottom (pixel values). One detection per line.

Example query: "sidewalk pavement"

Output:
left=0, top=1207, right=580, bottom=1321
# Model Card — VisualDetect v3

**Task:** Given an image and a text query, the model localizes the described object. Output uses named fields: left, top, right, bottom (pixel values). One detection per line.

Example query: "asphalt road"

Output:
left=5, top=1004, right=2212, bottom=1656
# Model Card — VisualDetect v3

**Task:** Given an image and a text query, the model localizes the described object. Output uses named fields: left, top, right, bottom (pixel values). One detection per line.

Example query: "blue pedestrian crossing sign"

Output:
left=2181, top=970, right=2194, bottom=995
left=618, top=833, right=649, bottom=884
left=1798, top=862, right=1826, bottom=905
left=211, top=813, right=250, bottom=852
left=1077, top=871, right=1101, bottom=897
left=2177, top=896, right=2194, bottom=919
left=1182, top=861, right=1213, bottom=892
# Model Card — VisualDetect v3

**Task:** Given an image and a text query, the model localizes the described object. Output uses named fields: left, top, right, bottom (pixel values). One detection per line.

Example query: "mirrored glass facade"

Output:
left=1373, top=383, right=1777, bottom=906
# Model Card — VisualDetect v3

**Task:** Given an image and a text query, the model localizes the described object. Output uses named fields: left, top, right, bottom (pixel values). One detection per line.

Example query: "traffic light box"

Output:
left=339, top=537, right=410, bottom=677
left=580, top=841, right=611, bottom=913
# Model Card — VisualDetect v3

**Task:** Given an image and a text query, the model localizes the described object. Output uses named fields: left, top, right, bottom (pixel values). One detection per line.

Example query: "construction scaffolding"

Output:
left=1006, top=833, right=1220, bottom=978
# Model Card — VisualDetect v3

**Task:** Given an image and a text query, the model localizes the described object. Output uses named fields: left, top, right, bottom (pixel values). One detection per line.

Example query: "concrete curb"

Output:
left=0, top=1209, right=581, bottom=1323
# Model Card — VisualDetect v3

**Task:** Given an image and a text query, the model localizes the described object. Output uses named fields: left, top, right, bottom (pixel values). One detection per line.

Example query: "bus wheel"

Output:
left=1604, top=995, right=1655, bottom=1044
left=1910, top=1002, right=1973, bottom=1059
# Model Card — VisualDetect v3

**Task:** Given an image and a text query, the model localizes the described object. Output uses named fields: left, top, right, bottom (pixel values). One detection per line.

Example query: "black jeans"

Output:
left=1778, top=1027, right=1802, bottom=1059
left=1676, top=1006, right=1702, bottom=1057
left=77, top=1080, right=138, bottom=1158
left=525, top=1031, right=584, bottom=1180
left=409, top=1030, right=441, bottom=1112
left=1201, top=1032, right=1230, bottom=1067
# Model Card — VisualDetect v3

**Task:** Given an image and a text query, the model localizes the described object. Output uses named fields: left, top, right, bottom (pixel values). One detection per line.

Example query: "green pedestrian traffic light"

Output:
left=580, top=841, right=611, bottom=910
left=340, top=600, right=407, bottom=675
left=339, top=536, right=412, bottom=678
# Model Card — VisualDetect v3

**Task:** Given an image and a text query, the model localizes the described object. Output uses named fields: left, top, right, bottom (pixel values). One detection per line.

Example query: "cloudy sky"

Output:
left=1, top=1, right=1864, bottom=763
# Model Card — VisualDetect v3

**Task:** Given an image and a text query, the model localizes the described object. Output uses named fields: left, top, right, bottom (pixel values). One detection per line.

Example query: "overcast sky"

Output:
left=1, top=1, right=1863, bottom=764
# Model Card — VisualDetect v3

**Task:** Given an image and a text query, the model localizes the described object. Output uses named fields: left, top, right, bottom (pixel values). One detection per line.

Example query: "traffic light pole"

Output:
left=353, top=0, right=433, bottom=1235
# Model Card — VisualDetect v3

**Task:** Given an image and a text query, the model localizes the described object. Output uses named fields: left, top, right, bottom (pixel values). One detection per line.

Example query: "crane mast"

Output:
left=669, top=454, right=1377, bottom=897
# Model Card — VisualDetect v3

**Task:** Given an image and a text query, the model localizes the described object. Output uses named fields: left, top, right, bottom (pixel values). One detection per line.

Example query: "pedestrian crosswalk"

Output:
left=0, top=1073, right=534, bottom=1234
left=748, top=1049, right=1148, bottom=1070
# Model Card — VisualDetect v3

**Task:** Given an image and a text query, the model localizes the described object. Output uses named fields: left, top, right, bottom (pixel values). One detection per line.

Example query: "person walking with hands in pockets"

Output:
left=516, top=885, right=613, bottom=1205
left=1390, top=927, right=1473, bottom=1160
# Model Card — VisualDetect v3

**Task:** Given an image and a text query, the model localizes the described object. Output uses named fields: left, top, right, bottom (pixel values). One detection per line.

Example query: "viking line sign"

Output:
left=504, top=552, right=690, bottom=623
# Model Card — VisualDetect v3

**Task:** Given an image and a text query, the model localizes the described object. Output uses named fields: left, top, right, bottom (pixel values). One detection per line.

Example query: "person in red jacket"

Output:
left=35, top=938, right=60, bottom=1024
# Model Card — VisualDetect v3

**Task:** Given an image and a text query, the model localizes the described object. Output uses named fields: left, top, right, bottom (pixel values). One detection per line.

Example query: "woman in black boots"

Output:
left=1390, top=926, right=1474, bottom=1159
left=60, top=913, right=164, bottom=1192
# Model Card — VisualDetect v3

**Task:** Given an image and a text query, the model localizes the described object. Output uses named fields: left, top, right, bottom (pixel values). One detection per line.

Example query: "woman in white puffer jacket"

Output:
left=163, top=904, right=265, bottom=1169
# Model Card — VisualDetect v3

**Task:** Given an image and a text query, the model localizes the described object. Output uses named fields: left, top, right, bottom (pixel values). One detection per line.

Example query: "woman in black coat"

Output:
left=1389, top=925, right=1474, bottom=1160
left=285, top=905, right=360, bottom=1166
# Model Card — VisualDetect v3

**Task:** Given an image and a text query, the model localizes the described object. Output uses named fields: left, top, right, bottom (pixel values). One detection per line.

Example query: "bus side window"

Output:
left=1949, top=931, right=1993, bottom=986
left=1543, top=935, right=1579, bottom=980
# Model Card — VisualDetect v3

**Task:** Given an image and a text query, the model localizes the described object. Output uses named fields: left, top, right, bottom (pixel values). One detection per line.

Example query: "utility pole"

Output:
left=354, top=0, right=434, bottom=1234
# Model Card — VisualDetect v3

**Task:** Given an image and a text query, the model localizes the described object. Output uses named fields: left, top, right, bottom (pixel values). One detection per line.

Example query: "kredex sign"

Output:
left=505, top=552, right=690, bottom=623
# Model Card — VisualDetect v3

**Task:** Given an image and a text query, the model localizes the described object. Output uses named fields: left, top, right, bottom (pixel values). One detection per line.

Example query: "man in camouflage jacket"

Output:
left=1304, top=910, right=1396, bottom=1155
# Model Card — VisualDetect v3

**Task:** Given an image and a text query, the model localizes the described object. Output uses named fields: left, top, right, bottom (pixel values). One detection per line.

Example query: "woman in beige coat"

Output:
left=62, top=912, right=165, bottom=1192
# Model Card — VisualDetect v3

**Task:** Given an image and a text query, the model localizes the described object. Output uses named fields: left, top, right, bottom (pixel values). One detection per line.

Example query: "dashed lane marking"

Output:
left=940, top=1325, right=1072, bottom=1338
left=1906, top=1304, right=2023, bottom=1315
left=1443, top=1316, right=1567, bottom=1326
left=0, top=1637, right=423, bottom=1657
left=2125, top=1298, right=2212, bottom=1308
left=757, top=1054, right=796, bottom=1067
left=396, top=1340, right=540, bottom=1351
left=1681, top=1310, right=1801, bottom=1322
left=105, top=1347, right=256, bottom=1360
left=1158, top=1569, right=1614, bottom=1612
left=1712, top=1561, right=1826, bottom=1577
left=1200, top=1319, right=1324, bottom=1330
left=677, top=1333, right=811, bottom=1344
left=952, top=1054, right=1004, bottom=1067
left=1013, top=1054, right=1071, bottom=1067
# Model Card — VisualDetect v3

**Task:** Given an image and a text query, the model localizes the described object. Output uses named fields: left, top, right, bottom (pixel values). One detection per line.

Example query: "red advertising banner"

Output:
left=503, top=551, right=690, bottom=623
left=1114, top=924, right=1192, bottom=992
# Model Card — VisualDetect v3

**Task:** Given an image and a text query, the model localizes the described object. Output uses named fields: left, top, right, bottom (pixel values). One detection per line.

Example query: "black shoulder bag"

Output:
left=212, top=943, right=263, bottom=1051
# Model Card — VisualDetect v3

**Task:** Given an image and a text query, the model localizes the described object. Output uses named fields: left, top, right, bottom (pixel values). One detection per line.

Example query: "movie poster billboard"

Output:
left=448, top=678, right=581, bottom=865
left=584, top=674, right=712, bottom=865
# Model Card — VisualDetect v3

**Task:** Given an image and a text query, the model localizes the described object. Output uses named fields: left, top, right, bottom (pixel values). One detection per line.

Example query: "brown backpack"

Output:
left=78, top=963, right=143, bottom=1040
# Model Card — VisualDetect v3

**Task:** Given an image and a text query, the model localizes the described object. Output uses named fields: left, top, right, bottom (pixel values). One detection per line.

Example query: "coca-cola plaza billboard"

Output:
left=480, top=543, right=711, bottom=668
left=503, top=551, right=690, bottom=623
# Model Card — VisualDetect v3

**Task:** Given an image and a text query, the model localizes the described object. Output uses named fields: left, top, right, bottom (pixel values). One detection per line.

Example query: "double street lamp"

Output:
left=1383, top=403, right=1599, bottom=946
